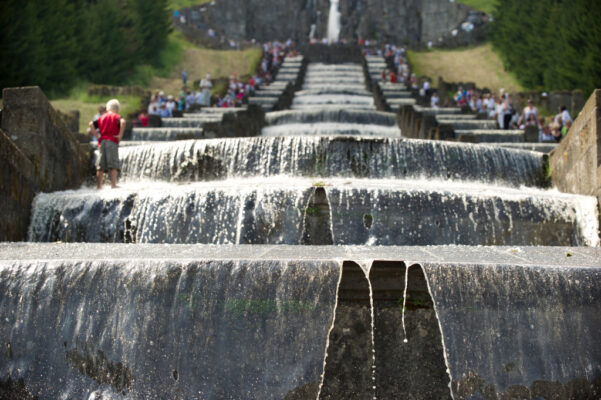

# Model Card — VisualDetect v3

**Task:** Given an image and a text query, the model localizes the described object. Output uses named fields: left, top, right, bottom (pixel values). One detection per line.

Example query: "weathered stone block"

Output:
left=0, top=129, right=36, bottom=241
left=524, top=125, right=539, bottom=142
left=550, top=89, right=600, bottom=201
left=1, top=87, right=87, bottom=193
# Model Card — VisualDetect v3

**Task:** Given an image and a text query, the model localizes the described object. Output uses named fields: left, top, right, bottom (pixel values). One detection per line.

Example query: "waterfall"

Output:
left=327, top=0, right=341, bottom=44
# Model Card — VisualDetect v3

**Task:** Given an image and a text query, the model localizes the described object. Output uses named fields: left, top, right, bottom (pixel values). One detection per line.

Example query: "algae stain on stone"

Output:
left=66, top=344, right=133, bottom=394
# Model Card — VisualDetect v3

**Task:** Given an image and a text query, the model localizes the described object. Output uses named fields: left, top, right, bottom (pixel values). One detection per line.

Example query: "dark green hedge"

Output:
left=491, top=0, right=601, bottom=95
left=0, top=0, right=171, bottom=95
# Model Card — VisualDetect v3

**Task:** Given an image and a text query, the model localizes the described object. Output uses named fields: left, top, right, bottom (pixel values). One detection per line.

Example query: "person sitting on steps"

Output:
left=87, top=99, right=126, bottom=189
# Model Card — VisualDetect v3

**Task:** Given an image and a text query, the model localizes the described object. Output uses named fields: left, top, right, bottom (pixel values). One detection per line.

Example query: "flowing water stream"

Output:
left=4, top=56, right=600, bottom=399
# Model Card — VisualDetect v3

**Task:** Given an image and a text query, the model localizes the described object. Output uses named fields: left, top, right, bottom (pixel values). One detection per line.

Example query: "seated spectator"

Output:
left=159, top=103, right=171, bottom=118
left=539, top=117, right=554, bottom=142
left=138, top=111, right=149, bottom=127
left=148, top=95, right=160, bottom=115
left=430, top=92, right=440, bottom=109
left=166, top=95, right=177, bottom=114
left=185, top=91, right=196, bottom=110
left=550, top=123, right=562, bottom=142
left=518, top=99, right=538, bottom=127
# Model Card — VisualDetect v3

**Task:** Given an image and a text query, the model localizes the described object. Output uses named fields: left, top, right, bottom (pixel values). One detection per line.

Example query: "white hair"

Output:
left=106, top=99, right=120, bottom=113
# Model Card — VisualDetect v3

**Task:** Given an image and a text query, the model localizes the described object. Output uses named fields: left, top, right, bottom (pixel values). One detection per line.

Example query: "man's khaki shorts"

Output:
left=96, top=140, right=120, bottom=171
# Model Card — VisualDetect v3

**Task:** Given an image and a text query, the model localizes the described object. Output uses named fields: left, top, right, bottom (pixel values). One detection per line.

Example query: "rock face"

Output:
left=181, top=0, right=470, bottom=46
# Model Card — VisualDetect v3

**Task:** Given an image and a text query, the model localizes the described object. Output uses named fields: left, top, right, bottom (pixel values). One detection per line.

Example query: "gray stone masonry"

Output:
left=1, top=86, right=88, bottom=241
left=550, top=90, right=601, bottom=203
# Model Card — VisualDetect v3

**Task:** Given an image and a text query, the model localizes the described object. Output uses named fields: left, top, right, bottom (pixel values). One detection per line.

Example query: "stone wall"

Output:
left=0, top=129, right=36, bottom=241
left=549, top=90, right=601, bottom=203
left=178, top=0, right=470, bottom=46
left=0, top=86, right=89, bottom=241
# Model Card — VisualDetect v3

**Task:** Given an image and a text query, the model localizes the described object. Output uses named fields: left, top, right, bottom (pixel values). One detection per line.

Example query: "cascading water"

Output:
left=5, top=49, right=601, bottom=399
left=327, top=0, right=341, bottom=44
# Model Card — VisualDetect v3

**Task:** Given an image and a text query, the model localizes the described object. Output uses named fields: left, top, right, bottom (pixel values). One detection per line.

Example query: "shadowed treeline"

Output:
left=491, top=0, right=601, bottom=95
left=0, top=0, right=171, bottom=95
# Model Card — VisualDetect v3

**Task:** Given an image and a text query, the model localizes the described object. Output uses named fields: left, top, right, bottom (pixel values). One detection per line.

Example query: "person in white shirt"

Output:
left=166, top=96, right=177, bottom=113
left=559, top=106, right=572, bottom=125
left=430, top=92, right=439, bottom=108
left=200, top=74, right=213, bottom=106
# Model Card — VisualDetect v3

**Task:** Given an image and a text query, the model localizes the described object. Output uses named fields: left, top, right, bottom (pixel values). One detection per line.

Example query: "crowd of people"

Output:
left=144, top=41, right=298, bottom=116
left=362, top=40, right=577, bottom=144
left=452, top=87, right=573, bottom=142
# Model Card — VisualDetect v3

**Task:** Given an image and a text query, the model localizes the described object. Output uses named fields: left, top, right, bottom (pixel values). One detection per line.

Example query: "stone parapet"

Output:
left=550, top=90, right=601, bottom=200
left=0, top=129, right=36, bottom=241
left=0, top=86, right=89, bottom=241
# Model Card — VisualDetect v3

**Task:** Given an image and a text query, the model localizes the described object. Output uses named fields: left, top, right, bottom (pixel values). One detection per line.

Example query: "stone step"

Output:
left=116, top=136, right=547, bottom=187
left=494, top=142, right=558, bottom=153
left=455, top=130, right=524, bottom=143
left=130, top=128, right=205, bottom=141
left=437, top=119, right=498, bottom=130
left=434, top=114, right=477, bottom=120
left=388, top=98, right=417, bottom=111
left=381, top=90, right=412, bottom=99
left=27, top=178, right=598, bottom=246
left=253, top=90, right=284, bottom=98
left=413, top=106, right=462, bottom=115
left=248, top=97, right=278, bottom=107
left=161, top=117, right=219, bottom=128
left=2, top=243, right=598, bottom=399
left=378, top=82, right=408, bottom=91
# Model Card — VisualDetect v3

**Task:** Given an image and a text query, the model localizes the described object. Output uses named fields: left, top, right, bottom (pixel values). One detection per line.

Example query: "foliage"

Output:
left=0, top=0, right=172, bottom=96
left=491, top=0, right=601, bottom=95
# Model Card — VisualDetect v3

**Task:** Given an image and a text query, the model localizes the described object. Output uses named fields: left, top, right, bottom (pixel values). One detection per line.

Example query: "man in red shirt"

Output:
left=88, top=99, right=126, bottom=189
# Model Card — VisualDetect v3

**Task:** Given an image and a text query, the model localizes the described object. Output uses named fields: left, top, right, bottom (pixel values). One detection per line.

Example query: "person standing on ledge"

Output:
left=87, top=99, right=126, bottom=189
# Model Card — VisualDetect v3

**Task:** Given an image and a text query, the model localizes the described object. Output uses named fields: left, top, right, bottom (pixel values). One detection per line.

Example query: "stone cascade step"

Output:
left=380, top=90, right=413, bottom=99
left=116, top=136, right=548, bottom=188
left=160, top=115, right=222, bottom=128
left=493, top=142, right=559, bottom=153
left=246, top=56, right=304, bottom=112
left=28, top=178, right=598, bottom=246
left=293, top=63, right=374, bottom=111
left=388, top=98, right=417, bottom=112
left=434, top=114, right=477, bottom=120
left=455, top=130, right=525, bottom=143
left=130, top=128, right=205, bottom=141
left=8, top=51, right=601, bottom=400
left=183, top=107, right=244, bottom=116
left=414, top=106, right=462, bottom=116
left=2, top=244, right=599, bottom=399
left=437, top=119, right=499, bottom=131
left=253, top=90, right=287, bottom=98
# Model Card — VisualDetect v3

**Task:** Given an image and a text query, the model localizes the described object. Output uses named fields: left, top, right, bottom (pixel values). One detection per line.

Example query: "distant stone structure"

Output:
left=176, top=0, right=472, bottom=46
left=0, top=86, right=88, bottom=241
